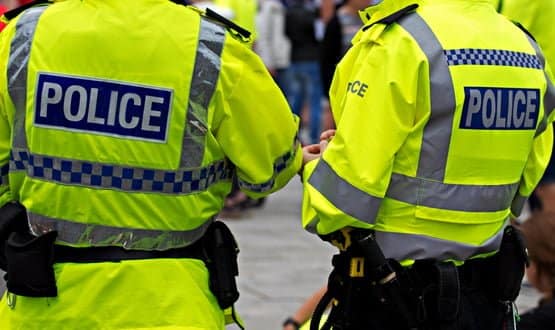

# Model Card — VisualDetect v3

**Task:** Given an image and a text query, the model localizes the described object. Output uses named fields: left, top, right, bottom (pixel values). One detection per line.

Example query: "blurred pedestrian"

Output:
left=284, top=0, right=324, bottom=145
left=518, top=211, right=555, bottom=329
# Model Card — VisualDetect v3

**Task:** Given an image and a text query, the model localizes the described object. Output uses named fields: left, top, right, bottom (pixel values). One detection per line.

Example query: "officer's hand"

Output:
left=302, top=139, right=329, bottom=165
left=320, top=129, right=336, bottom=142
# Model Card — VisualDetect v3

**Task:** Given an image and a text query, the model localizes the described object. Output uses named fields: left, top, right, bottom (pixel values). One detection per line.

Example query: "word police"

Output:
left=460, top=87, right=539, bottom=130
left=347, top=80, right=368, bottom=97
left=35, top=73, right=173, bottom=142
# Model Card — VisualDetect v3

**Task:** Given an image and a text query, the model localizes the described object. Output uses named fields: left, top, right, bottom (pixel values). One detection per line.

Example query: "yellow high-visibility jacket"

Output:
left=0, top=0, right=301, bottom=329
left=302, top=0, right=555, bottom=263
left=489, top=0, right=555, bottom=74
left=214, top=0, right=257, bottom=38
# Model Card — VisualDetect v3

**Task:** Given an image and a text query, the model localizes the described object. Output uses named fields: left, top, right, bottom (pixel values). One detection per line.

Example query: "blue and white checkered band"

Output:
left=35, top=73, right=173, bottom=142
left=238, top=140, right=299, bottom=193
left=9, top=149, right=233, bottom=194
left=0, top=163, right=8, bottom=185
left=444, top=49, right=542, bottom=69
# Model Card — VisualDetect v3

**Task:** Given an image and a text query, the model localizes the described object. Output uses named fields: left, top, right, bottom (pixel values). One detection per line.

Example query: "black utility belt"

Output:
left=54, top=242, right=205, bottom=263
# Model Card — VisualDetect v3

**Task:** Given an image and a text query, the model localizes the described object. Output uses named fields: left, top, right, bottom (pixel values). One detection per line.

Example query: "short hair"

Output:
left=520, top=211, right=555, bottom=286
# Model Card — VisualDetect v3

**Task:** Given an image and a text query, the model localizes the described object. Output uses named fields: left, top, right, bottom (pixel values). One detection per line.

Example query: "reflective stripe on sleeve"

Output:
left=8, top=6, right=47, bottom=151
left=238, top=140, right=300, bottom=193
left=181, top=18, right=225, bottom=168
left=308, top=159, right=382, bottom=224
left=375, top=223, right=505, bottom=261
left=386, top=173, right=520, bottom=212
left=28, top=212, right=213, bottom=250
left=525, top=34, right=555, bottom=122
left=10, top=148, right=232, bottom=194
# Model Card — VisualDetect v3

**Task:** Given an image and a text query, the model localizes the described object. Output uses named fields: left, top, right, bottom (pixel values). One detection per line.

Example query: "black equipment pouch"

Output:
left=5, top=230, right=58, bottom=297
left=314, top=229, right=417, bottom=330
left=203, top=221, right=240, bottom=309
left=0, top=202, right=29, bottom=271
left=489, top=225, right=528, bottom=302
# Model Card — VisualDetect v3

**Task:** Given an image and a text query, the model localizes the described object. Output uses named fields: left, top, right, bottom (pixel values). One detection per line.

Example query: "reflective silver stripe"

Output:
left=9, top=147, right=232, bottom=194
left=525, top=35, right=555, bottom=122
left=535, top=116, right=548, bottom=137
left=309, top=159, right=382, bottom=224
left=386, top=173, right=520, bottom=212
left=28, top=212, right=213, bottom=250
left=8, top=6, right=47, bottom=151
left=238, top=140, right=300, bottom=193
left=511, top=192, right=527, bottom=216
left=375, top=223, right=506, bottom=261
left=398, top=13, right=456, bottom=181
left=181, top=18, right=225, bottom=168
left=0, top=163, right=8, bottom=185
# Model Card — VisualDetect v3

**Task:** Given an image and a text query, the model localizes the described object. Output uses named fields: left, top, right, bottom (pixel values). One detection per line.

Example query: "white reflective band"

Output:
left=387, top=173, right=520, bottom=212
left=309, top=159, right=382, bottom=224
left=375, top=223, right=506, bottom=261
left=28, top=212, right=213, bottom=250
left=8, top=6, right=47, bottom=151
left=181, top=18, right=225, bottom=168
left=398, top=13, right=456, bottom=181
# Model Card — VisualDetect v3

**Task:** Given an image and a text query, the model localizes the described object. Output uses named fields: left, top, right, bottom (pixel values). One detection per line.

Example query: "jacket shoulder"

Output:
left=195, top=7, right=252, bottom=44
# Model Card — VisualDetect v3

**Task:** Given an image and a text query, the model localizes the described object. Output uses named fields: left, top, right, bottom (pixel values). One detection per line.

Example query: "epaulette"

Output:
left=2, top=0, right=52, bottom=21
left=204, top=7, right=252, bottom=43
left=362, top=4, right=419, bottom=32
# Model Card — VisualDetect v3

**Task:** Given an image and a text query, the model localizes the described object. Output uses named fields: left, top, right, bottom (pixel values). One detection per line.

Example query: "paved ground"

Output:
left=0, top=179, right=541, bottom=329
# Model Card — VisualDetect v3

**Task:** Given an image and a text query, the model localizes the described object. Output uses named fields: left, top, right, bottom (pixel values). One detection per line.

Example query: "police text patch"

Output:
left=35, top=73, right=173, bottom=142
left=460, top=87, right=540, bottom=130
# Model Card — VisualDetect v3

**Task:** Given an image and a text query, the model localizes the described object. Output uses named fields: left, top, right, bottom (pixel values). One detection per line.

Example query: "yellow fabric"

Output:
left=214, top=0, right=257, bottom=38
left=0, top=0, right=301, bottom=329
left=302, top=0, right=554, bottom=255
left=0, top=259, right=224, bottom=329
left=490, top=0, right=555, bottom=76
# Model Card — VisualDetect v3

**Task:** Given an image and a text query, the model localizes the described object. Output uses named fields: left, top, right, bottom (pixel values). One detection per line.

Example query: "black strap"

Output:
left=3, top=0, right=51, bottom=20
left=54, top=241, right=204, bottom=263
left=362, top=4, right=419, bottom=31
left=435, top=262, right=460, bottom=325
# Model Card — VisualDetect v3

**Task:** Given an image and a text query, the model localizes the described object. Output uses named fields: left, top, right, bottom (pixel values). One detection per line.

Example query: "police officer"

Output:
left=300, top=0, right=555, bottom=329
left=0, top=0, right=302, bottom=329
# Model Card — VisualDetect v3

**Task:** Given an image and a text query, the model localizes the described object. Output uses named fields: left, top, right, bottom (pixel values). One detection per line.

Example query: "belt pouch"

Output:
left=0, top=202, right=28, bottom=270
left=5, top=231, right=58, bottom=297
left=491, top=225, right=528, bottom=302
left=203, top=221, right=240, bottom=309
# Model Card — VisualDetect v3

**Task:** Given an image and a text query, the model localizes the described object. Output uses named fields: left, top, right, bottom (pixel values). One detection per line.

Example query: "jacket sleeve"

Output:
left=214, top=37, right=302, bottom=199
left=301, top=28, right=421, bottom=234
left=511, top=63, right=555, bottom=216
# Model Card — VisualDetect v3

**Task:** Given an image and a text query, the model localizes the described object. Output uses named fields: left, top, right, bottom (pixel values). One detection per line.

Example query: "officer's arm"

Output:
left=214, top=39, right=302, bottom=199
left=511, top=125, right=554, bottom=217
left=511, top=64, right=555, bottom=216
left=301, top=36, right=420, bottom=235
